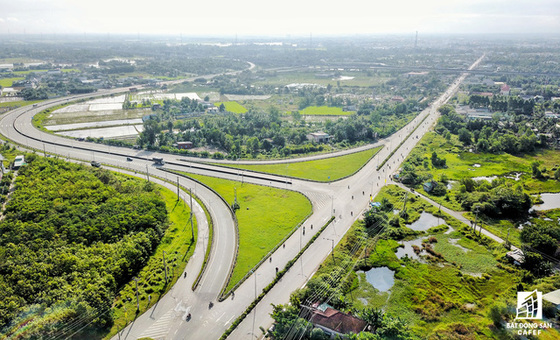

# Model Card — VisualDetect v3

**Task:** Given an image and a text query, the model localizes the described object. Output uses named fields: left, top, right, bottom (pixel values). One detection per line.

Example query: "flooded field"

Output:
left=406, top=212, right=446, bottom=231
left=46, top=118, right=143, bottom=131
left=533, top=193, right=560, bottom=211
left=396, top=238, right=427, bottom=260
left=58, top=125, right=143, bottom=138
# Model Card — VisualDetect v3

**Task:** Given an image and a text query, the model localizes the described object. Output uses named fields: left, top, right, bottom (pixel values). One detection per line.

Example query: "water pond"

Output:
left=406, top=212, right=446, bottom=231
left=532, top=193, right=560, bottom=211
left=361, top=267, right=395, bottom=292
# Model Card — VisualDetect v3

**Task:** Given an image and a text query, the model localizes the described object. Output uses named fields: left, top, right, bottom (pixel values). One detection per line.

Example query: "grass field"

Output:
left=213, top=146, right=383, bottom=182
left=0, top=99, right=42, bottom=109
left=177, top=172, right=312, bottom=292
left=104, top=181, right=197, bottom=339
left=0, top=77, right=24, bottom=87
left=408, top=132, right=560, bottom=194
left=215, top=101, right=248, bottom=113
left=301, top=106, right=353, bottom=116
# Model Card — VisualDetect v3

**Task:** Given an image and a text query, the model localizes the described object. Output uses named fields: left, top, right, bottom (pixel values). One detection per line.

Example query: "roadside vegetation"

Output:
left=213, top=146, right=383, bottom=182
left=174, top=171, right=312, bottom=292
left=0, top=155, right=196, bottom=339
left=271, top=185, right=560, bottom=339
left=397, top=104, right=560, bottom=275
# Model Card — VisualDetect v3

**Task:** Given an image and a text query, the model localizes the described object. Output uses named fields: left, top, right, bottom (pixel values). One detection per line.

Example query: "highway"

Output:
left=0, top=55, right=484, bottom=340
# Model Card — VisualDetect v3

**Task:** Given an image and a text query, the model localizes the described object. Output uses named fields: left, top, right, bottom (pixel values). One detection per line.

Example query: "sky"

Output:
left=0, top=0, right=559, bottom=37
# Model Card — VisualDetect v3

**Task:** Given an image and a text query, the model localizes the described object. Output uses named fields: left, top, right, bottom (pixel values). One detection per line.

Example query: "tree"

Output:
left=531, top=161, right=542, bottom=178
left=488, top=305, right=505, bottom=328
left=457, top=128, right=472, bottom=145
left=219, top=103, right=225, bottom=112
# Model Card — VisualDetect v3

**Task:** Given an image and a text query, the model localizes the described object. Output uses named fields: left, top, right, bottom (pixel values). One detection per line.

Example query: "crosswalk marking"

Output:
left=138, top=310, right=175, bottom=340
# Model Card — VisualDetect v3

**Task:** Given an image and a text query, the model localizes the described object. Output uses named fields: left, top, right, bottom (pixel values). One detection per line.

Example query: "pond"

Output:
left=46, top=118, right=143, bottom=131
left=532, top=193, right=560, bottom=211
left=471, top=176, right=498, bottom=182
left=406, top=212, right=447, bottom=231
left=396, top=238, right=427, bottom=260
left=58, top=125, right=143, bottom=138
left=361, top=267, right=395, bottom=292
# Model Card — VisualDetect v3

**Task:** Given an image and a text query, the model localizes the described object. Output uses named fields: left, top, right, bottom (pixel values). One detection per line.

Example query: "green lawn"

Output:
left=215, top=101, right=248, bottom=113
left=213, top=146, right=383, bottom=182
left=0, top=99, right=42, bottom=109
left=301, top=105, right=353, bottom=116
left=176, top=172, right=312, bottom=292
left=0, top=77, right=24, bottom=87
left=408, top=132, right=560, bottom=194
left=105, top=181, right=197, bottom=339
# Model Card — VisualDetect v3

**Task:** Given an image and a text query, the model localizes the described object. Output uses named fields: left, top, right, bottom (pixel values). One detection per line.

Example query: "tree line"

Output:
left=135, top=99, right=417, bottom=159
left=0, top=155, right=168, bottom=338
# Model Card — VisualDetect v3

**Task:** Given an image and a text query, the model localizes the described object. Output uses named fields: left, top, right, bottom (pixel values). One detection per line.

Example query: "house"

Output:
left=423, top=180, right=437, bottom=193
left=307, top=131, right=332, bottom=143
left=472, top=92, right=494, bottom=97
left=207, top=106, right=219, bottom=113
left=369, top=201, right=381, bottom=210
left=500, top=84, right=511, bottom=96
left=482, top=78, right=495, bottom=86
left=543, top=289, right=560, bottom=311
left=506, top=248, right=525, bottom=265
left=391, top=96, right=405, bottom=102
left=1, top=87, right=19, bottom=97
left=306, top=303, right=368, bottom=339
left=174, top=141, right=194, bottom=150
left=13, top=155, right=25, bottom=170
left=142, top=114, right=158, bottom=122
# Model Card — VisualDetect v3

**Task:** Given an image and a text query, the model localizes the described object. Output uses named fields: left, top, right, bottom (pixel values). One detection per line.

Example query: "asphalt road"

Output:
left=0, top=55, right=486, bottom=340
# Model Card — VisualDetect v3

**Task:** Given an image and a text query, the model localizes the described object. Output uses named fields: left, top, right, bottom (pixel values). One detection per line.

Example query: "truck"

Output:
left=153, top=157, right=165, bottom=166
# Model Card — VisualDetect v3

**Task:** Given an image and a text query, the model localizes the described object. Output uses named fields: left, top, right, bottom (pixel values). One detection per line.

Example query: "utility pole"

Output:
left=146, top=164, right=150, bottom=182
left=162, top=251, right=168, bottom=283
left=473, top=209, right=479, bottom=234
left=176, top=176, right=180, bottom=200
left=190, top=188, right=194, bottom=240
left=324, top=238, right=335, bottom=264
left=133, top=277, right=139, bottom=311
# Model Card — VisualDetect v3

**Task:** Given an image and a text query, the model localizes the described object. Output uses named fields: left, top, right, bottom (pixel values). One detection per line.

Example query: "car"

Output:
left=91, top=161, right=101, bottom=167
left=126, top=157, right=133, bottom=161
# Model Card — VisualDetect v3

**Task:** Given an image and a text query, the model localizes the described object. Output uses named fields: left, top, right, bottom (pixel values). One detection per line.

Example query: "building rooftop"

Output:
left=543, top=289, right=560, bottom=305
left=308, top=303, right=368, bottom=335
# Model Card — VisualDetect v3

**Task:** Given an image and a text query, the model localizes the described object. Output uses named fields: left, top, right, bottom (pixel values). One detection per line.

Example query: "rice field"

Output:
left=214, top=101, right=248, bottom=113
left=301, top=106, right=353, bottom=116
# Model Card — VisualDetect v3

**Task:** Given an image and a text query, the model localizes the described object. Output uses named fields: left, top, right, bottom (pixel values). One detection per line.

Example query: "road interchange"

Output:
left=0, top=55, right=485, bottom=340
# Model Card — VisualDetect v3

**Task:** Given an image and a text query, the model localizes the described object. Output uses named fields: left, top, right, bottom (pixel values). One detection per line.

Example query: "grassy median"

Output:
left=212, top=146, right=382, bottom=182
left=178, top=172, right=312, bottom=292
